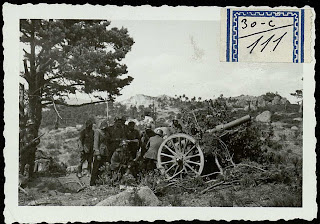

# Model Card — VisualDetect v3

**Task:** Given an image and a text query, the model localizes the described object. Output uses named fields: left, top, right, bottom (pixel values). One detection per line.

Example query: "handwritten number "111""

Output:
left=247, top=32, right=287, bottom=54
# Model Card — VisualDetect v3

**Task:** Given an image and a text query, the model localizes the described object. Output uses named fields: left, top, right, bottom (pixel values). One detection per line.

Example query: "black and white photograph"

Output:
left=3, top=4, right=316, bottom=223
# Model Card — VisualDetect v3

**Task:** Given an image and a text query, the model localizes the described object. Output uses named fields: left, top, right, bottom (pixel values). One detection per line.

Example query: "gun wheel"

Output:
left=157, top=133, right=204, bottom=180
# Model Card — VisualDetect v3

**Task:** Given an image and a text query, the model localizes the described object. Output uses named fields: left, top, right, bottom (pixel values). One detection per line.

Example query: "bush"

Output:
left=223, top=122, right=263, bottom=163
left=169, top=194, right=183, bottom=206
left=269, top=192, right=302, bottom=207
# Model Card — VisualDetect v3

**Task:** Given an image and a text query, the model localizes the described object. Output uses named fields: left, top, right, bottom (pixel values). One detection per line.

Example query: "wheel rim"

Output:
left=157, top=133, right=204, bottom=180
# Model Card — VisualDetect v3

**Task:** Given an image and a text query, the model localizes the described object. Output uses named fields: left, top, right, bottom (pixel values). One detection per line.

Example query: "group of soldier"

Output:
left=78, top=116, right=180, bottom=186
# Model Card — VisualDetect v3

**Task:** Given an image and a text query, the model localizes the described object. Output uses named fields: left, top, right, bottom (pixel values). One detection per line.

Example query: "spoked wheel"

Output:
left=157, top=133, right=204, bottom=180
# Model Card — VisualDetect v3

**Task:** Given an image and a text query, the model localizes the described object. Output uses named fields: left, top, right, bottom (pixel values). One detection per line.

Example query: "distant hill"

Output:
left=120, top=94, right=175, bottom=108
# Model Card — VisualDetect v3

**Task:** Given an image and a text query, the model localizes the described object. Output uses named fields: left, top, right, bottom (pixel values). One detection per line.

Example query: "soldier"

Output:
left=77, top=119, right=94, bottom=177
left=90, top=119, right=109, bottom=186
left=110, top=140, right=132, bottom=182
left=171, top=117, right=183, bottom=133
left=107, top=116, right=126, bottom=161
left=140, top=123, right=156, bottom=157
left=144, top=129, right=164, bottom=171
left=125, top=121, right=141, bottom=161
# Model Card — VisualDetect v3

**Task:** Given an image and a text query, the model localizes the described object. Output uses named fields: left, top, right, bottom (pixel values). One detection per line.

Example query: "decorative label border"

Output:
left=226, top=10, right=304, bottom=63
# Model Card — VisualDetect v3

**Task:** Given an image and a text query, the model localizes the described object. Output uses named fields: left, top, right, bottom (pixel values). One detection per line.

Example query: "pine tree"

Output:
left=20, top=19, right=134, bottom=174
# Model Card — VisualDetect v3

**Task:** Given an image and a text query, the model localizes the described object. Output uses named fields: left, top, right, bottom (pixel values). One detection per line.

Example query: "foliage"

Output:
left=262, top=92, right=281, bottom=102
left=21, top=19, right=134, bottom=105
left=223, top=123, right=263, bottom=163
left=20, top=19, right=135, bottom=174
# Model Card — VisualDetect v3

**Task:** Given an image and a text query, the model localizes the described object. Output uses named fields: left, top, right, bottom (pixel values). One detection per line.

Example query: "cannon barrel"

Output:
left=206, top=115, right=251, bottom=133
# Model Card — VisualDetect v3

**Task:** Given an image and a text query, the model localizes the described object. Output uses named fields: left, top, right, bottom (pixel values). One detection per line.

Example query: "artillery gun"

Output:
left=156, top=115, right=251, bottom=179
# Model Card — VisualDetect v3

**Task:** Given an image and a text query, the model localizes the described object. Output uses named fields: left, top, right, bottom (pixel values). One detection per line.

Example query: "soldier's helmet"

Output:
left=155, top=129, right=164, bottom=137
left=85, top=119, right=93, bottom=127
left=119, top=140, right=128, bottom=147
left=100, top=119, right=109, bottom=130
left=128, top=121, right=135, bottom=127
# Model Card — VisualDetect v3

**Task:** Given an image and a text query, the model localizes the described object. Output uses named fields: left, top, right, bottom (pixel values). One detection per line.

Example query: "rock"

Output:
left=137, top=186, right=161, bottom=206
left=293, top=117, right=303, bottom=122
left=257, top=96, right=267, bottom=107
left=272, top=96, right=281, bottom=105
left=283, top=129, right=295, bottom=140
left=34, top=159, right=51, bottom=172
left=271, top=122, right=284, bottom=128
left=66, top=165, right=78, bottom=173
left=291, top=126, right=299, bottom=130
left=256, top=111, right=272, bottom=123
left=96, top=189, right=133, bottom=206
left=96, top=186, right=160, bottom=206
left=65, top=126, right=77, bottom=132
left=280, top=98, right=290, bottom=105
left=75, top=124, right=82, bottom=130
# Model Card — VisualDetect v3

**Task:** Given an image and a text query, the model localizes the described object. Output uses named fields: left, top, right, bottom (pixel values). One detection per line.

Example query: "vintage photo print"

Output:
left=3, top=4, right=316, bottom=223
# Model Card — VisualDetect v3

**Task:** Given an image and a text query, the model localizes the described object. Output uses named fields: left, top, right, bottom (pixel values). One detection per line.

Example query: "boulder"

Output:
left=137, top=186, right=161, bottom=206
left=293, top=117, right=303, bottom=122
left=280, top=98, right=290, bottom=105
left=257, top=96, right=267, bottom=107
left=256, top=111, right=272, bottom=123
left=75, top=124, right=82, bottom=130
left=96, top=189, right=133, bottom=206
left=272, top=96, right=281, bottom=105
left=96, top=186, right=160, bottom=206
left=291, top=126, right=299, bottom=130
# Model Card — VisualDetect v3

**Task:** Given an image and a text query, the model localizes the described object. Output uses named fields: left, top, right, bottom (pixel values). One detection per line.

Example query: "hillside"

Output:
left=120, top=94, right=175, bottom=108
left=41, top=92, right=296, bottom=129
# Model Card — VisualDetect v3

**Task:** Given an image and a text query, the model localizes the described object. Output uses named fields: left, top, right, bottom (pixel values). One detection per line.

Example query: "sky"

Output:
left=111, top=20, right=303, bottom=103
left=20, top=20, right=303, bottom=103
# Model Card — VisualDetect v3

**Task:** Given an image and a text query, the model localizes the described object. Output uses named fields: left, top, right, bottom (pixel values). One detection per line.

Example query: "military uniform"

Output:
left=140, top=128, right=156, bottom=157
left=110, top=145, right=132, bottom=181
left=77, top=126, right=94, bottom=174
left=90, top=127, right=109, bottom=186
left=107, top=124, right=126, bottom=161
left=125, top=126, right=140, bottom=160
left=144, top=134, right=164, bottom=170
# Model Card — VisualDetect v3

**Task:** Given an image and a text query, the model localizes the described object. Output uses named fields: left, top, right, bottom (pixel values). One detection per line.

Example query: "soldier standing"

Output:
left=140, top=123, right=156, bottom=157
left=144, top=129, right=164, bottom=171
left=90, top=119, right=110, bottom=186
left=125, top=121, right=140, bottom=161
left=107, top=117, right=126, bottom=161
left=77, top=119, right=94, bottom=177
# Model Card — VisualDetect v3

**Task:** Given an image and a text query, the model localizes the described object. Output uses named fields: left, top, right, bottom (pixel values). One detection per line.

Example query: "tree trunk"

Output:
left=22, top=20, right=44, bottom=176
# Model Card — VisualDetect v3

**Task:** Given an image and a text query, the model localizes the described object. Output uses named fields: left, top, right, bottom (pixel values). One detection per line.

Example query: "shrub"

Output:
left=270, top=193, right=302, bottom=207
left=169, top=194, right=183, bottom=206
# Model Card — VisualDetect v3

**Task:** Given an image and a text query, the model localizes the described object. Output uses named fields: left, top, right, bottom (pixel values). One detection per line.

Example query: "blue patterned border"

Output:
left=231, top=11, right=299, bottom=63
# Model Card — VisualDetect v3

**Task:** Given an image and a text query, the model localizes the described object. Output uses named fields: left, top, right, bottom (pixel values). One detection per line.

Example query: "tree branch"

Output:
left=23, top=49, right=31, bottom=57
left=21, top=30, right=31, bottom=39
left=42, top=100, right=106, bottom=107
left=23, top=59, right=30, bottom=81
left=51, top=97, right=62, bottom=120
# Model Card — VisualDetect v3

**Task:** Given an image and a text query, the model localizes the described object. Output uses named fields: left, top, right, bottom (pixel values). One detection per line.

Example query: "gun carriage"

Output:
left=156, top=115, right=251, bottom=180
